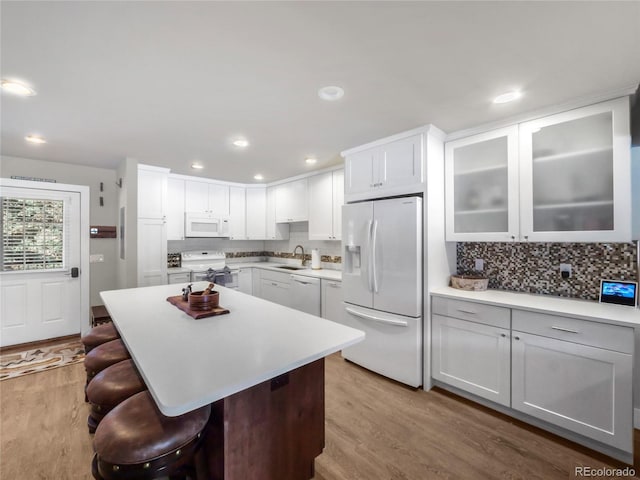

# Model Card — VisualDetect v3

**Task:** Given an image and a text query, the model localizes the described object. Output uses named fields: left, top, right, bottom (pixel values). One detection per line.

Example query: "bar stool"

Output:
left=92, top=391, right=211, bottom=480
left=82, top=323, right=120, bottom=354
left=84, top=339, right=130, bottom=398
left=86, top=359, right=147, bottom=434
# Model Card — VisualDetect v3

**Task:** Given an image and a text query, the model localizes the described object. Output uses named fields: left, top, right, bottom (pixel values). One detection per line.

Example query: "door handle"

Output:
left=366, top=220, right=374, bottom=293
left=371, top=220, right=378, bottom=293
left=64, top=267, right=79, bottom=278
left=551, top=326, right=580, bottom=334
left=345, top=307, right=408, bottom=327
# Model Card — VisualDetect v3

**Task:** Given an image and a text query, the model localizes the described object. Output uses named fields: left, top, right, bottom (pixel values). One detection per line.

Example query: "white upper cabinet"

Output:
left=266, top=187, right=290, bottom=240
left=138, top=165, right=168, bottom=219
left=185, top=180, right=230, bottom=216
left=519, top=97, right=631, bottom=242
left=246, top=187, right=267, bottom=239
left=445, top=126, right=519, bottom=242
left=308, top=169, right=344, bottom=240
left=229, top=186, right=246, bottom=240
left=344, top=133, right=423, bottom=202
left=166, top=176, right=185, bottom=240
left=445, top=97, right=632, bottom=242
left=275, top=178, right=308, bottom=223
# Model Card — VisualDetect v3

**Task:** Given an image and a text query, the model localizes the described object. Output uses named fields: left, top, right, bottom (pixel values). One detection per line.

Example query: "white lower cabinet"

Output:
left=431, top=296, right=634, bottom=460
left=167, top=271, right=190, bottom=285
left=432, top=315, right=510, bottom=407
left=238, top=268, right=252, bottom=295
left=259, top=279, right=290, bottom=307
left=257, top=270, right=291, bottom=307
left=321, top=279, right=342, bottom=321
left=511, top=310, right=633, bottom=454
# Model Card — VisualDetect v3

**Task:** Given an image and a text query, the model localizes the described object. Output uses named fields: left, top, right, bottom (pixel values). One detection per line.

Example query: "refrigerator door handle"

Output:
left=345, top=307, right=408, bottom=327
left=371, top=219, right=379, bottom=293
left=366, top=219, right=374, bottom=292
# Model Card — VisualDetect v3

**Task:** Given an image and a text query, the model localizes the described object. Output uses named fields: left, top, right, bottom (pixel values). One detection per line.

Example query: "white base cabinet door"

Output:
left=137, top=218, right=167, bottom=287
left=511, top=331, right=633, bottom=452
left=321, top=279, right=342, bottom=321
left=238, top=268, right=253, bottom=295
left=432, top=315, right=510, bottom=407
left=259, top=279, right=290, bottom=307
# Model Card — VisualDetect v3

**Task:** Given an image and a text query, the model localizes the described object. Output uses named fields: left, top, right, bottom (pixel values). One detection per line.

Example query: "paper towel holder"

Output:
left=311, top=248, right=322, bottom=270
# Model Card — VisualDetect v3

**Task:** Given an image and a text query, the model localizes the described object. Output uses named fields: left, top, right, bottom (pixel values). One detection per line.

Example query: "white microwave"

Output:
left=185, top=212, right=230, bottom=238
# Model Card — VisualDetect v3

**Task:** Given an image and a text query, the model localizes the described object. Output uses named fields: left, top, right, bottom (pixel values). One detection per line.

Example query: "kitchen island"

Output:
left=100, top=282, right=364, bottom=480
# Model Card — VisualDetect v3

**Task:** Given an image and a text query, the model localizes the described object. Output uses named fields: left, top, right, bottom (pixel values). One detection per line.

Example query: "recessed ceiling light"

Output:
left=493, top=90, right=523, bottom=104
left=191, top=163, right=204, bottom=170
left=232, top=139, right=249, bottom=148
left=253, top=174, right=264, bottom=181
left=1, top=79, right=36, bottom=96
left=25, top=135, right=46, bottom=144
left=305, top=158, right=317, bottom=165
left=318, top=85, right=344, bottom=101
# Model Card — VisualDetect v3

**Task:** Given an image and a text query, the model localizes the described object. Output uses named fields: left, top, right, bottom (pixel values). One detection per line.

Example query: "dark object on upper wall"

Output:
left=632, top=84, right=640, bottom=146
left=90, top=225, right=117, bottom=238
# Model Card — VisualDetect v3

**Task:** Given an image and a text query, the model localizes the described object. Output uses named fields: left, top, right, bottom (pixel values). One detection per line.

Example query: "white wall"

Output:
left=0, top=155, right=118, bottom=306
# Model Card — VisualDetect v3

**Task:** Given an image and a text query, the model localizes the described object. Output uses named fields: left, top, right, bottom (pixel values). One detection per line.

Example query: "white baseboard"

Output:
left=635, top=408, right=640, bottom=429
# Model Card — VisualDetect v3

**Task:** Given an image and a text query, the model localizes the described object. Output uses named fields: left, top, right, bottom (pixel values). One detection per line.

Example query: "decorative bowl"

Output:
left=188, top=291, right=220, bottom=310
left=450, top=274, right=489, bottom=291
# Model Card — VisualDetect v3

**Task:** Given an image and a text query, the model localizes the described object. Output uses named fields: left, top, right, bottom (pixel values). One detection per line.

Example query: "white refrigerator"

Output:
left=341, top=196, right=423, bottom=387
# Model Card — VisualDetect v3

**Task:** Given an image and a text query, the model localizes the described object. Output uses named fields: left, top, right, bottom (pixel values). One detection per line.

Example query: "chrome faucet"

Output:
left=293, top=245, right=306, bottom=266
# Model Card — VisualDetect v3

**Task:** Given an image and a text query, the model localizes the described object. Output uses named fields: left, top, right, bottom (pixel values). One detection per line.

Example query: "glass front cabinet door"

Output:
left=445, top=126, right=520, bottom=241
left=519, top=97, right=631, bottom=242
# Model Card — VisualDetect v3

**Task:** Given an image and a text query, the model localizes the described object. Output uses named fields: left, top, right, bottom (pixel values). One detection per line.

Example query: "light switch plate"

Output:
left=90, top=254, right=105, bottom=263
left=474, top=258, right=484, bottom=271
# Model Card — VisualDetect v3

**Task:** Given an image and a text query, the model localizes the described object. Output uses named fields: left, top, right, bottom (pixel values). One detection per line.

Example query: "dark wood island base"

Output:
left=196, top=358, right=325, bottom=480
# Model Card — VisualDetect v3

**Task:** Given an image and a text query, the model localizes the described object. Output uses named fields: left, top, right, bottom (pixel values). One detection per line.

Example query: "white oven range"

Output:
left=180, top=250, right=239, bottom=289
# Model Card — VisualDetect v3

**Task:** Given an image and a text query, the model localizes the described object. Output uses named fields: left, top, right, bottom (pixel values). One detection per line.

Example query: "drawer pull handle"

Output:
left=514, top=336, right=520, bottom=341
left=551, top=326, right=580, bottom=334
left=457, top=308, right=477, bottom=314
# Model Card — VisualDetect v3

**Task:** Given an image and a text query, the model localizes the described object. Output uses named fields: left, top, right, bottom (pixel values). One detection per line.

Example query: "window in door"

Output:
left=1, top=197, right=66, bottom=271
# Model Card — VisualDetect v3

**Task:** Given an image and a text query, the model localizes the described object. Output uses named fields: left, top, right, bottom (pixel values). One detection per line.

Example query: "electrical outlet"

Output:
left=474, top=258, right=484, bottom=271
left=90, top=254, right=104, bottom=263
left=560, top=263, right=572, bottom=279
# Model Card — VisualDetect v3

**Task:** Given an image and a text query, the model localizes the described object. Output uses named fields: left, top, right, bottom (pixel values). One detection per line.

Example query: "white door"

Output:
left=321, top=279, right=342, bottom=321
left=344, top=149, right=375, bottom=198
left=519, top=97, right=631, bottom=242
left=308, top=172, right=334, bottom=240
left=432, top=315, right=511, bottom=406
left=372, top=197, right=422, bottom=317
left=0, top=184, right=84, bottom=346
left=166, top=177, right=185, bottom=240
left=332, top=170, right=344, bottom=241
left=137, top=218, right=167, bottom=287
left=341, top=201, right=373, bottom=309
left=229, top=187, right=246, bottom=240
left=378, top=134, right=422, bottom=190
left=512, top=331, right=633, bottom=452
left=245, top=188, right=266, bottom=239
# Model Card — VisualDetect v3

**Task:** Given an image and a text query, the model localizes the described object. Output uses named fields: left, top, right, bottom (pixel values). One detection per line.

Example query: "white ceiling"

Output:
left=1, top=1, right=639, bottom=183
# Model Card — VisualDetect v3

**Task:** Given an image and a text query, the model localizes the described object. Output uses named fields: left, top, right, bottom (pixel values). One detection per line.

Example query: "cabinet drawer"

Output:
left=512, top=310, right=633, bottom=354
left=431, top=297, right=510, bottom=329
left=259, top=269, right=291, bottom=284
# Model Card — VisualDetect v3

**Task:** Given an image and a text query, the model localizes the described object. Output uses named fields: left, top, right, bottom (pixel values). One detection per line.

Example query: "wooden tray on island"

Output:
left=166, top=295, right=230, bottom=319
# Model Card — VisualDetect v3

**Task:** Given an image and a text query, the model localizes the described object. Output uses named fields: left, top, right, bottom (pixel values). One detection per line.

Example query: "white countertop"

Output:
left=101, top=282, right=362, bottom=416
left=227, top=262, right=343, bottom=281
left=430, top=287, right=640, bottom=329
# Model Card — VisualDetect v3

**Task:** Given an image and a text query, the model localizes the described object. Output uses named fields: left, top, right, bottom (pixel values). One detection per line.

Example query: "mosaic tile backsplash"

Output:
left=457, top=242, right=638, bottom=301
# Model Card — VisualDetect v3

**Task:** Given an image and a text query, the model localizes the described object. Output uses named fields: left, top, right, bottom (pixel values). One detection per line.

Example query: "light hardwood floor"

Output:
left=1, top=353, right=638, bottom=479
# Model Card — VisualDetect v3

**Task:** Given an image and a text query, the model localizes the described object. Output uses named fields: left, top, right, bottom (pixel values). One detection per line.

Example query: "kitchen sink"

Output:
left=276, top=265, right=306, bottom=270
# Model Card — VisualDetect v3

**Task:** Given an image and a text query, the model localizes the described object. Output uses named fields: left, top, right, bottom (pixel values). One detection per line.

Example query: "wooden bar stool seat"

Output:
left=86, top=359, right=147, bottom=434
left=82, top=323, right=120, bottom=354
left=92, top=391, right=211, bottom=480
